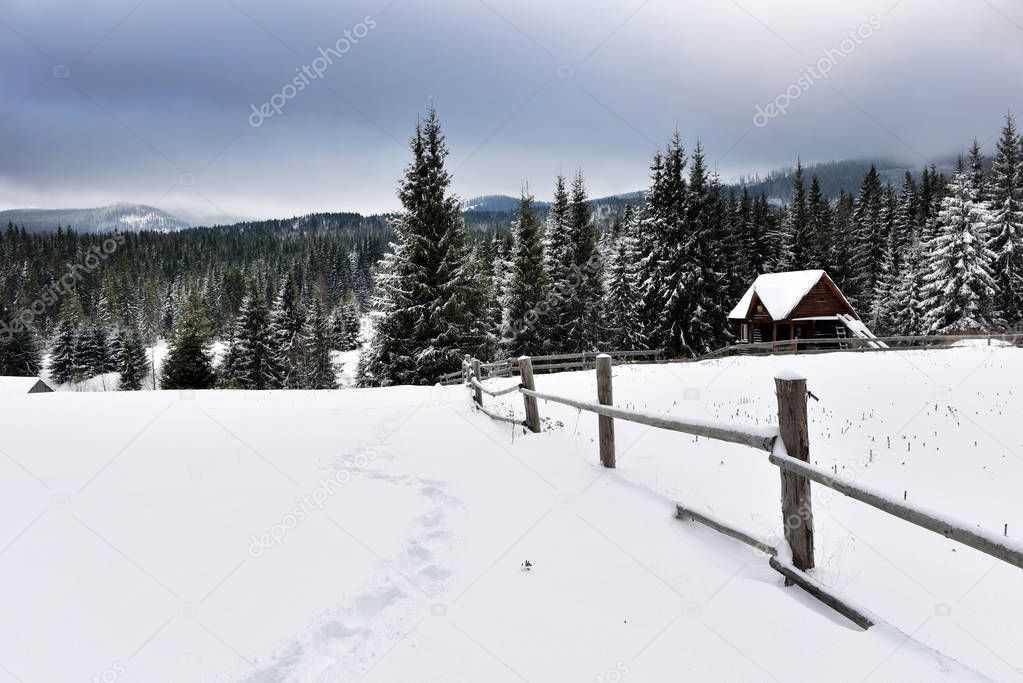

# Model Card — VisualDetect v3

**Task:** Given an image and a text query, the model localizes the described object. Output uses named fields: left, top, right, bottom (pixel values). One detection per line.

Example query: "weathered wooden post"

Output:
left=471, top=358, right=482, bottom=406
left=463, top=354, right=471, bottom=385
left=776, top=371, right=814, bottom=576
left=518, top=356, right=541, bottom=433
left=596, top=354, right=615, bottom=468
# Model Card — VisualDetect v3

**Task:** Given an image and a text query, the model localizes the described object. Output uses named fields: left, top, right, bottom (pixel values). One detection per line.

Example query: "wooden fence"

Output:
left=438, top=333, right=1021, bottom=385
left=436, top=349, right=662, bottom=386
left=458, top=353, right=1023, bottom=631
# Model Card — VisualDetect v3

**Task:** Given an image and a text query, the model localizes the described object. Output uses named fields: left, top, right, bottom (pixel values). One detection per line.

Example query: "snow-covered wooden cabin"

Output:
left=728, top=270, right=881, bottom=345
left=0, top=376, right=54, bottom=395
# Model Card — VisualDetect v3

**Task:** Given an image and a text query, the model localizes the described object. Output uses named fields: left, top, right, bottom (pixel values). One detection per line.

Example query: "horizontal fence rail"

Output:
left=769, top=447, right=1023, bottom=570
left=455, top=350, right=1023, bottom=631
left=439, top=334, right=1021, bottom=384
left=519, top=387, right=777, bottom=452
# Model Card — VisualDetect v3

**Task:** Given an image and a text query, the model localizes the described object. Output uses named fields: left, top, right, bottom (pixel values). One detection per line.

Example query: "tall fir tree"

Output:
left=564, top=170, right=603, bottom=351
left=230, top=285, right=285, bottom=390
left=805, top=174, right=832, bottom=271
left=501, top=190, right=548, bottom=356
left=359, top=107, right=489, bottom=385
left=160, top=292, right=217, bottom=390
left=48, top=307, right=79, bottom=385
left=850, top=165, right=885, bottom=307
left=541, top=174, right=575, bottom=352
left=305, top=299, right=338, bottom=390
left=271, top=275, right=308, bottom=388
left=987, top=113, right=1023, bottom=327
left=781, top=160, right=810, bottom=269
left=921, top=172, right=1000, bottom=333
left=117, top=326, right=150, bottom=391
left=601, top=205, right=645, bottom=349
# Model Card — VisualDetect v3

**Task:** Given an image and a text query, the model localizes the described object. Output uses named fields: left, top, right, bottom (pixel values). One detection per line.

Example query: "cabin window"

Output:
left=756, top=304, right=764, bottom=313
left=740, top=323, right=749, bottom=341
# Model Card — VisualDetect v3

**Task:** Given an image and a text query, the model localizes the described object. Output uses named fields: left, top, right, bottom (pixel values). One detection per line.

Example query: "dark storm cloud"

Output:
left=1, top=0, right=1021, bottom=221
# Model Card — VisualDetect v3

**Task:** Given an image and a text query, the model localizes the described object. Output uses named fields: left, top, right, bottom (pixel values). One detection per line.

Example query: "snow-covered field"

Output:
left=1, top=346, right=1020, bottom=681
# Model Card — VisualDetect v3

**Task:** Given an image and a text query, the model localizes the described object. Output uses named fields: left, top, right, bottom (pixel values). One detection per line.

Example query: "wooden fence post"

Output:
left=471, top=358, right=482, bottom=406
left=596, top=354, right=615, bottom=468
left=518, top=356, right=541, bottom=433
left=463, top=354, right=471, bottom=385
left=776, top=372, right=814, bottom=576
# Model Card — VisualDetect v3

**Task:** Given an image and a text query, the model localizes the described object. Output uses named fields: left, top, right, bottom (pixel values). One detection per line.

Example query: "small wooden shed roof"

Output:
left=0, top=377, right=54, bottom=395
left=728, top=270, right=857, bottom=321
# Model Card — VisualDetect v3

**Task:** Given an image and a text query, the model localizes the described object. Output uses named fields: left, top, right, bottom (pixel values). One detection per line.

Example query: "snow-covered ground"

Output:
left=1, top=346, right=1019, bottom=681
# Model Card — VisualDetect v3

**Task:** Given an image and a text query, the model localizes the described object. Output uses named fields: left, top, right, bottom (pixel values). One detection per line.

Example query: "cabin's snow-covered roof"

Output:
left=0, top=377, right=49, bottom=395
left=728, top=270, right=827, bottom=320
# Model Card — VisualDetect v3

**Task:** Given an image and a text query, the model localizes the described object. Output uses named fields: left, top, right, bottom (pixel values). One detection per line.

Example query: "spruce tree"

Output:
left=160, top=293, right=217, bottom=390
left=331, top=299, right=361, bottom=351
left=231, top=285, right=285, bottom=390
left=851, top=166, right=885, bottom=306
left=781, top=160, right=810, bottom=269
left=359, top=107, right=489, bottom=386
left=501, top=190, right=548, bottom=356
left=922, top=172, right=1000, bottom=333
left=0, top=308, right=43, bottom=378
left=542, top=174, right=575, bottom=352
left=48, top=311, right=79, bottom=385
left=987, top=113, right=1023, bottom=327
left=894, top=240, right=927, bottom=336
left=601, top=205, right=645, bottom=349
left=117, top=326, right=150, bottom=391
left=805, top=174, right=832, bottom=271
left=305, top=299, right=338, bottom=389
left=271, top=276, right=307, bottom=388
left=564, top=170, right=603, bottom=351
left=647, top=133, right=690, bottom=354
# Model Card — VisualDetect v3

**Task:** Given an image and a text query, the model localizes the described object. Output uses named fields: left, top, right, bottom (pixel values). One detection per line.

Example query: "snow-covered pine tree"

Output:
left=564, top=170, right=603, bottom=351
left=781, top=160, right=810, bottom=270
left=48, top=308, right=79, bottom=385
left=894, top=239, right=927, bottom=336
left=271, top=276, right=308, bottom=388
left=358, top=107, right=489, bottom=386
left=647, top=133, right=691, bottom=355
left=160, top=292, right=217, bottom=390
left=230, top=285, right=285, bottom=390
left=683, top=145, right=731, bottom=354
left=921, top=171, right=1000, bottom=333
left=749, top=192, right=776, bottom=275
left=968, top=138, right=987, bottom=201
left=871, top=174, right=918, bottom=334
left=987, top=113, right=1023, bottom=327
left=501, top=190, right=548, bottom=357
left=635, top=151, right=669, bottom=347
left=601, top=205, right=646, bottom=350
left=331, top=299, right=361, bottom=351
left=828, top=191, right=857, bottom=293
left=117, top=326, right=150, bottom=391
left=305, top=299, right=338, bottom=390
left=76, top=322, right=115, bottom=379
left=805, top=174, right=831, bottom=271
left=850, top=166, right=885, bottom=307
left=0, top=305, right=43, bottom=377
left=541, top=174, right=575, bottom=353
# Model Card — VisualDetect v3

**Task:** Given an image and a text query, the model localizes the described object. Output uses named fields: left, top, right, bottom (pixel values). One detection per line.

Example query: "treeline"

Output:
left=0, top=213, right=388, bottom=382
left=362, top=109, right=1022, bottom=386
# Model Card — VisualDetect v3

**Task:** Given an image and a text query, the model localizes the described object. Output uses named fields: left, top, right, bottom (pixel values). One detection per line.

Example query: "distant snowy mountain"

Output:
left=0, top=203, right=192, bottom=234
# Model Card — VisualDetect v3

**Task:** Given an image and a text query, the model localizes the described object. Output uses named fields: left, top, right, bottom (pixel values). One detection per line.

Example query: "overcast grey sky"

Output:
left=1, top=0, right=1021, bottom=222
